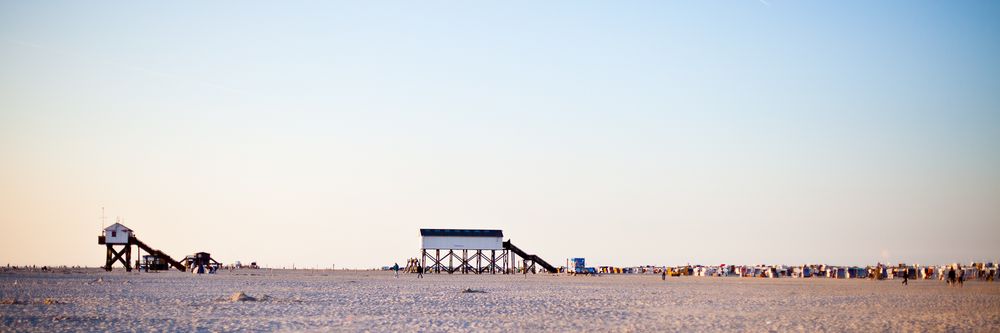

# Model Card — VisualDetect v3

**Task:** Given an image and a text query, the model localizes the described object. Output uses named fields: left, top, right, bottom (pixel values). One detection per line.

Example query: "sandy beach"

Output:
left=1, top=269, right=998, bottom=332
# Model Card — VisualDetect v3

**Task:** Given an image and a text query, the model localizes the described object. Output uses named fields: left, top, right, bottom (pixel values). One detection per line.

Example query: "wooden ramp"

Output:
left=130, top=236, right=186, bottom=272
left=503, top=240, right=557, bottom=273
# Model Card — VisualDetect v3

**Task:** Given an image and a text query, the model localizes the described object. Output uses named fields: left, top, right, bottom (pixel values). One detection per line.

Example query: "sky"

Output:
left=1, top=1, right=999, bottom=269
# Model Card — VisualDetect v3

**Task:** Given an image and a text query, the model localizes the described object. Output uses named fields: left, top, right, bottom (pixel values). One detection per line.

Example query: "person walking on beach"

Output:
left=417, top=265, right=423, bottom=279
left=661, top=269, right=666, bottom=281
left=902, top=269, right=908, bottom=286
left=392, top=263, right=400, bottom=278
left=957, top=265, right=964, bottom=287
left=947, top=266, right=956, bottom=286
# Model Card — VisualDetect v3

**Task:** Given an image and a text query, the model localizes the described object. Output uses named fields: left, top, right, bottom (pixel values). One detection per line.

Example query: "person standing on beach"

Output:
left=661, top=270, right=666, bottom=281
left=957, top=265, right=964, bottom=287
left=947, top=266, right=956, bottom=286
left=392, top=263, right=400, bottom=278
left=902, top=269, right=908, bottom=286
left=417, top=265, right=423, bottom=279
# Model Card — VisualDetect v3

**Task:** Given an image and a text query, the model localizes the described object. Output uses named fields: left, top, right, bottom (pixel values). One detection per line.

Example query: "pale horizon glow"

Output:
left=1, top=1, right=999, bottom=269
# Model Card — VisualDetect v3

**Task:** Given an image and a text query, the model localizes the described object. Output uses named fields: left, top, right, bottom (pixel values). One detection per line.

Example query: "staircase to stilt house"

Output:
left=129, top=236, right=186, bottom=272
left=503, top=240, right=557, bottom=273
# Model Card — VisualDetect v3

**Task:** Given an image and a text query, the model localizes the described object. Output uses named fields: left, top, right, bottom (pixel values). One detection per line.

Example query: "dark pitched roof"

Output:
left=104, top=223, right=132, bottom=232
left=420, top=229, right=503, bottom=237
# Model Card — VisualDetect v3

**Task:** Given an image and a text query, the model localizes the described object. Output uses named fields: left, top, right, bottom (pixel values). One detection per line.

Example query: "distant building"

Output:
left=420, top=229, right=504, bottom=250
left=103, top=223, right=132, bottom=244
left=417, top=228, right=556, bottom=274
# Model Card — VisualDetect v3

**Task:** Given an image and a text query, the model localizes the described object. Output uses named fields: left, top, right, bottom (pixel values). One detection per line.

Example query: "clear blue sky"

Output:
left=1, top=1, right=998, bottom=268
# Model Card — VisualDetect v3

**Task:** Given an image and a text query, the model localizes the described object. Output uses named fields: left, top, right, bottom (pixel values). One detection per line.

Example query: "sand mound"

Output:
left=228, top=292, right=271, bottom=302
left=461, top=288, right=487, bottom=294
left=230, top=292, right=256, bottom=302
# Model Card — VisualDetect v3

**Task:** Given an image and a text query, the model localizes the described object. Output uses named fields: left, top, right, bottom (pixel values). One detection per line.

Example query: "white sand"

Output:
left=2, top=269, right=998, bottom=332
